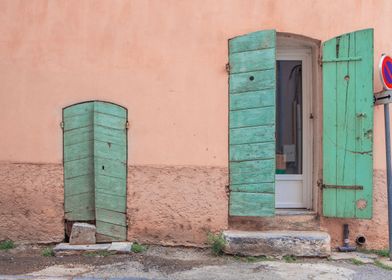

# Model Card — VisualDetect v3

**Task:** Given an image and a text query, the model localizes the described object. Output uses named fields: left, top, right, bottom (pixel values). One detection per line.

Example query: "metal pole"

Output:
left=384, top=103, right=392, bottom=260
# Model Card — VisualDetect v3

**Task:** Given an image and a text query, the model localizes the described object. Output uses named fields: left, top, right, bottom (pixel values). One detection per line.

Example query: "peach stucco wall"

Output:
left=0, top=0, right=391, bottom=167
left=1, top=0, right=392, bottom=247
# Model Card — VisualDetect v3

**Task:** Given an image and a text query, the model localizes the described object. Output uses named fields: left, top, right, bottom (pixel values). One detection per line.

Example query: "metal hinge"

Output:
left=317, top=179, right=323, bottom=188
left=125, top=121, right=129, bottom=130
left=322, top=57, right=362, bottom=63
left=322, top=184, right=363, bottom=190
left=60, top=121, right=64, bottom=130
left=226, top=63, right=231, bottom=74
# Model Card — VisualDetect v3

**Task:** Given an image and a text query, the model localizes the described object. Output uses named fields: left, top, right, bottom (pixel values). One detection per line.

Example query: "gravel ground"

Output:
left=1, top=245, right=392, bottom=279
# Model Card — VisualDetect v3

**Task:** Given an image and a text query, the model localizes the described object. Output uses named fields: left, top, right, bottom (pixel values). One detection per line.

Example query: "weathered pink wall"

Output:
left=1, top=0, right=392, bottom=247
left=127, top=165, right=228, bottom=246
left=0, top=162, right=228, bottom=246
left=0, top=162, right=64, bottom=243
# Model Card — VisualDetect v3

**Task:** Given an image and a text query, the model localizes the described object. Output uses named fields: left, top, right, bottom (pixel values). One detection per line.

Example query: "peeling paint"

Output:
left=356, top=199, right=367, bottom=209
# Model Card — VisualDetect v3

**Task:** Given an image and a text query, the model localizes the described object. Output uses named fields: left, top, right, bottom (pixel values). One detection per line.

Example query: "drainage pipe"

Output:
left=356, top=235, right=366, bottom=246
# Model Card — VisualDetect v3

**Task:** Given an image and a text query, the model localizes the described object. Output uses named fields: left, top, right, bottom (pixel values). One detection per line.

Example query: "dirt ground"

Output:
left=0, top=244, right=227, bottom=276
left=1, top=244, right=392, bottom=279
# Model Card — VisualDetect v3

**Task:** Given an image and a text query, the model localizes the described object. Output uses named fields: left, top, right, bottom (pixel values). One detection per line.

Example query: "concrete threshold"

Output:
left=276, top=209, right=317, bottom=216
left=53, top=242, right=132, bottom=256
left=223, top=230, right=331, bottom=257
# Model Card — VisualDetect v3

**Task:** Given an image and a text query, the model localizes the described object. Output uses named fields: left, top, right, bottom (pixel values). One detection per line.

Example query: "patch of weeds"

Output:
left=131, top=242, right=147, bottom=253
left=283, top=255, right=297, bottom=263
left=42, top=247, right=54, bottom=257
left=207, top=232, right=226, bottom=256
left=0, top=240, right=15, bottom=250
left=84, top=250, right=113, bottom=257
left=351, top=258, right=364, bottom=265
left=360, top=249, right=389, bottom=257
left=375, top=260, right=392, bottom=271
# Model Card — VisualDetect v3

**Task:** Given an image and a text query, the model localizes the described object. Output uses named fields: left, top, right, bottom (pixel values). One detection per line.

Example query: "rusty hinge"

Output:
left=317, top=178, right=323, bottom=188
left=60, top=121, right=64, bottom=130
left=226, top=63, right=230, bottom=74
left=322, top=184, right=363, bottom=190
left=322, top=56, right=362, bottom=63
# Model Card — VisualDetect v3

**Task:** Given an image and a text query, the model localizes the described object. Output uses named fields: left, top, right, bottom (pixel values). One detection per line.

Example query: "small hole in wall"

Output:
left=249, top=76, right=255, bottom=81
left=344, top=75, right=350, bottom=80
left=102, top=166, right=105, bottom=170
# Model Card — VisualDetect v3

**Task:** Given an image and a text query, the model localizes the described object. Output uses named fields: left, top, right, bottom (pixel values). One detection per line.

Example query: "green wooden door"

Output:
left=63, top=102, right=95, bottom=221
left=93, top=102, right=128, bottom=242
left=322, top=29, right=374, bottom=219
left=63, top=101, right=128, bottom=241
left=228, top=30, right=276, bottom=216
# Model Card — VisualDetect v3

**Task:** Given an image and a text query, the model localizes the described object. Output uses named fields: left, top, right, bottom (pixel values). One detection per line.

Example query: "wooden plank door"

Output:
left=63, top=101, right=128, bottom=241
left=93, top=101, right=128, bottom=242
left=228, top=30, right=277, bottom=216
left=322, top=29, right=374, bottom=218
left=63, top=102, right=96, bottom=221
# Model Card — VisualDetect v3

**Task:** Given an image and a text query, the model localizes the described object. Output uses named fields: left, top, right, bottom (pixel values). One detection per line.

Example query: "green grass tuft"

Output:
left=131, top=242, right=147, bottom=253
left=360, top=249, right=389, bottom=258
left=375, top=260, right=392, bottom=270
left=283, top=255, right=297, bottom=263
left=42, top=247, right=54, bottom=257
left=0, top=240, right=15, bottom=250
left=84, top=250, right=114, bottom=257
left=207, top=232, right=226, bottom=256
left=351, top=258, right=364, bottom=265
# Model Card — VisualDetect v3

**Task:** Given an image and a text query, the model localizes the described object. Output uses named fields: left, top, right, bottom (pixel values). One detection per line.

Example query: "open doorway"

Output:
left=275, top=38, right=314, bottom=209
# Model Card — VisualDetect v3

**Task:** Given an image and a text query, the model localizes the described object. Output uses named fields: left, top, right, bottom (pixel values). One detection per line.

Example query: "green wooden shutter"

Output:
left=322, top=29, right=374, bottom=219
left=63, top=102, right=95, bottom=221
left=63, top=101, right=128, bottom=241
left=228, top=30, right=276, bottom=216
left=93, top=102, right=128, bottom=242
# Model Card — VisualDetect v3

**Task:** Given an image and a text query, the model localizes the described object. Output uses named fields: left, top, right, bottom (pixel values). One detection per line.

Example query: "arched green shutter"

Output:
left=322, top=29, right=374, bottom=219
left=228, top=30, right=276, bottom=216
left=64, top=102, right=95, bottom=221
left=63, top=101, right=128, bottom=241
left=93, top=102, right=128, bottom=242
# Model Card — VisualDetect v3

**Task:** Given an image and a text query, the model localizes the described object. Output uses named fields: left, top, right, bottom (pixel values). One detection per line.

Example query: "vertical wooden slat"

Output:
left=335, top=33, right=356, bottom=218
left=322, top=38, right=338, bottom=217
left=354, top=29, right=374, bottom=219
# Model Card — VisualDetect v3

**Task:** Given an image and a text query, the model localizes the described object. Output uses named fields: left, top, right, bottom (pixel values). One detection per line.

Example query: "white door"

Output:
left=275, top=49, right=312, bottom=209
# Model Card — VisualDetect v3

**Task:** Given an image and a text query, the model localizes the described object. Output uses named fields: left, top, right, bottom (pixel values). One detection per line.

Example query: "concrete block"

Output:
left=108, top=242, right=133, bottom=253
left=53, top=243, right=111, bottom=256
left=69, top=223, right=96, bottom=245
left=223, top=230, right=331, bottom=257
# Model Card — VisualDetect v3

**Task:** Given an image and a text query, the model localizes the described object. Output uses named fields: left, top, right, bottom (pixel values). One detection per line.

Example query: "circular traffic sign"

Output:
left=380, top=54, right=392, bottom=90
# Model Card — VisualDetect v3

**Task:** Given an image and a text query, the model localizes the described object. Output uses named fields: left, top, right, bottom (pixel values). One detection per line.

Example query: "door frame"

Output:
left=275, top=48, right=313, bottom=209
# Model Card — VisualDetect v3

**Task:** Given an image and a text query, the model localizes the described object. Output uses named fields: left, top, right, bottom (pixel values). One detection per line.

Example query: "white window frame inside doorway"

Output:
left=275, top=48, right=313, bottom=209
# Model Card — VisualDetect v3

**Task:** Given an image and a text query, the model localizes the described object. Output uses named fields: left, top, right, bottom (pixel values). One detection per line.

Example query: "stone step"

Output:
left=53, top=242, right=133, bottom=256
left=223, top=230, right=331, bottom=257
